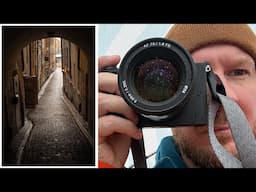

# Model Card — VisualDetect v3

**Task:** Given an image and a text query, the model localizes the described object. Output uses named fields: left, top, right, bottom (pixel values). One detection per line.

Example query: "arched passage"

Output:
left=3, top=26, right=95, bottom=165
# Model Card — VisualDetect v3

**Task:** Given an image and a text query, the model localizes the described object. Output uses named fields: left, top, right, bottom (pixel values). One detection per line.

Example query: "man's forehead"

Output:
left=192, top=44, right=252, bottom=58
left=191, top=44, right=255, bottom=67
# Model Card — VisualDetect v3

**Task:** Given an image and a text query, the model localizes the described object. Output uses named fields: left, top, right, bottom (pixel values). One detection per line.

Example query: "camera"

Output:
left=105, top=38, right=218, bottom=128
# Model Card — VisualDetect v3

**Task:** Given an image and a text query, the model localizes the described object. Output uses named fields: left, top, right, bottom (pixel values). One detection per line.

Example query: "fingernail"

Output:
left=136, top=130, right=143, bottom=139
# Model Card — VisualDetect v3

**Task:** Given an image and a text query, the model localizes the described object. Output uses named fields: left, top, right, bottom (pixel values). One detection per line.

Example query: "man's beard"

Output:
left=174, top=133, right=224, bottom=168
left=173, top=127, right=239, bottom=168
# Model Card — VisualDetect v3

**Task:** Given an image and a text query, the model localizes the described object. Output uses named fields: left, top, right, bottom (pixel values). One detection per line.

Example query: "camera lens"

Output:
left=134, top=58, right=180, bottom=102
left=118, top=38, right=195, bottom=116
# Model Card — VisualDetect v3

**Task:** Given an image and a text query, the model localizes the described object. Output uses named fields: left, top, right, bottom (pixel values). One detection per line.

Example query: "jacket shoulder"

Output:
left=154, top=136, right=186, bottom=168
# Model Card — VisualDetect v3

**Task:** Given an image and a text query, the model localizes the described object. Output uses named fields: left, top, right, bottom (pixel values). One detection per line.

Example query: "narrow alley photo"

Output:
left=3, top=26, right=95, bottom=166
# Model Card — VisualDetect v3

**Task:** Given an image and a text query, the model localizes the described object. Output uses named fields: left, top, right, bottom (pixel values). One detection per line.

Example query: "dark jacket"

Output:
left=154, top=136, right=187, bottom=168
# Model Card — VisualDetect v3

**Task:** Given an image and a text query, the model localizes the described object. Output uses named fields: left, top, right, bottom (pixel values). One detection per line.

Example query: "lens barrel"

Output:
left=118, top=38, right=196, bottom=118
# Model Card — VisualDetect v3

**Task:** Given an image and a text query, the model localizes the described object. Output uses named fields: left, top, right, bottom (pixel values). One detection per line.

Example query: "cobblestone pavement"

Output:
left=22, top=68, right=93, bottom=166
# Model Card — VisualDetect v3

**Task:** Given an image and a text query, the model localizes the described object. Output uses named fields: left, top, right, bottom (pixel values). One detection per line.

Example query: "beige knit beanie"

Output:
left=165, top=24, right=256, bottom=61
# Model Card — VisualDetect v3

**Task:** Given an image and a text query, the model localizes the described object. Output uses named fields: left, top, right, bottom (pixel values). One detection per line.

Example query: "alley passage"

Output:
left=22, top=68, right=93, bottom=165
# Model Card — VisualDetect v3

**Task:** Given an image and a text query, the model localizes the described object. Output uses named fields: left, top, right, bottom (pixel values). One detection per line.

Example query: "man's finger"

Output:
left=98, top=55, right=120, bottom=71
left=99, top=115, right=142, bottom=140
left=98, top=73, right=120, bottom=95
left=98, top=92, right=138, bottom=122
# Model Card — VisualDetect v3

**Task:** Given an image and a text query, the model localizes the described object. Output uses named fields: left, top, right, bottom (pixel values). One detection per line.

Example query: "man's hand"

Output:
left=98, top=55, right=142, bottom=168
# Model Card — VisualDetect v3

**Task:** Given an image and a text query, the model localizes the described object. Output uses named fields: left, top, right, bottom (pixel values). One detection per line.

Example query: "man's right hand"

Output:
left=98, top=55, right=142, bottom=168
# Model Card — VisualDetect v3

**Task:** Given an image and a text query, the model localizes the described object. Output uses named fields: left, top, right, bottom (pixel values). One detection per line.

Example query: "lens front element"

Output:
left=134, top=58, right=180, bottom=102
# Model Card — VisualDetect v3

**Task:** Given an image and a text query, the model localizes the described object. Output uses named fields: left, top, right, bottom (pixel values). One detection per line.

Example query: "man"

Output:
left=98, top=24, right=256, bottom=168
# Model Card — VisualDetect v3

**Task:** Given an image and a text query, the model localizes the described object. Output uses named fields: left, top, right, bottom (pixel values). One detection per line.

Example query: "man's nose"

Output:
left=217, top=74, right=239, bottom=102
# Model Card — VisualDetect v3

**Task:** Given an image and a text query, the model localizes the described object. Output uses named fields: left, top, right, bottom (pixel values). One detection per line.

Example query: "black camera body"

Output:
left=102, top=38, right=218, bottom=128
left=116, top=38, right=211, bottom=128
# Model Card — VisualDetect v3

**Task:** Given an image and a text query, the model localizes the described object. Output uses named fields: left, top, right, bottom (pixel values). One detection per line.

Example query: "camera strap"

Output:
left=208, top=93, right=256, bottom=168
left=131, top=138, right=147, bottom=168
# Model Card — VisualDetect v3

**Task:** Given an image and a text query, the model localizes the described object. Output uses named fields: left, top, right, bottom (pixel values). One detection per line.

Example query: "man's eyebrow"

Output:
left=227, top=56, right=255, bottom=68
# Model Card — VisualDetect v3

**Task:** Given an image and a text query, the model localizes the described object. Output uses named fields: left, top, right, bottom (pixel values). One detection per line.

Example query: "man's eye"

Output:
left=227, top=69, right=249, bottom=76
